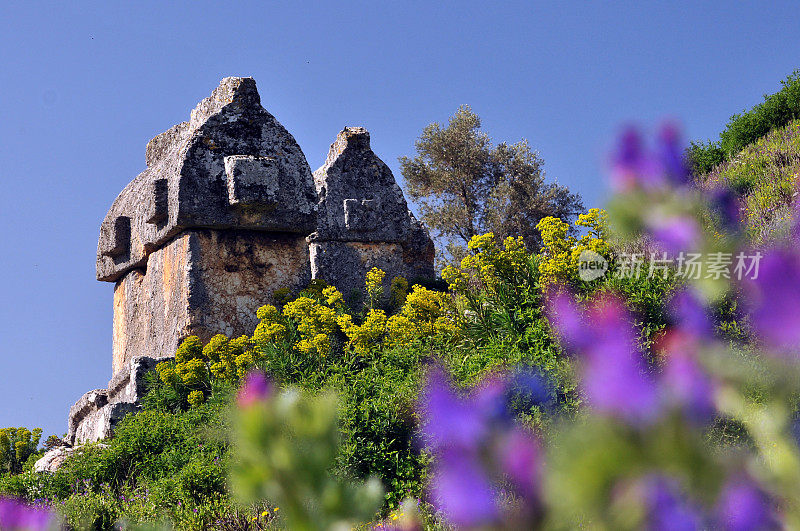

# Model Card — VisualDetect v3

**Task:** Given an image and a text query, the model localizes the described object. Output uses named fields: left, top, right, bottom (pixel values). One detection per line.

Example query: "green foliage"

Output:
left=687, top=139, right=726, bottom=176
left=232, top=386, right=384, bottom=530
left=689, top=70, right=800, bottom=174
left=0, top=426, right=42, bottom=474
left=399, top=105, right=583, bottom=258
left=61, top=490, right=119, bottom=530
left=1, top=210, right=689, bottom=528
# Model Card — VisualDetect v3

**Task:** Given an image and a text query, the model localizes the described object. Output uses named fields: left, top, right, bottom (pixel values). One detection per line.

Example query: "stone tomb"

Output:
left=43, top=77, right=434, bottom=461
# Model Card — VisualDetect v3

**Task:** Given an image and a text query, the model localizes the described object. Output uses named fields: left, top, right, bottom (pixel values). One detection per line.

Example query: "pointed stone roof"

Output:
left=96, top=77, right=318, bottom=282
left=311, top=127, right=415, bottom=243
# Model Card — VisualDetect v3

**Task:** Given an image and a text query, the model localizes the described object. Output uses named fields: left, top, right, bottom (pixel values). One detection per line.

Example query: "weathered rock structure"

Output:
left=309, top=127, right=434, bottom=297
left=37, top=77, right=434, bottom=466
left=98, top=77, right=318, bottom=375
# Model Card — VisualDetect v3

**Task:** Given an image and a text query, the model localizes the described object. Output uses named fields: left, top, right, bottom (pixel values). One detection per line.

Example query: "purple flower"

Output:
left=741, top=249, right=800, bottom=355
left=659, top=334, right=717, bottom=423
left=418, top=367, right=489, bottom=452
left=655, top=122, right=691, bottom=186
left=430, top=449, right=499, bottom=528
left=0, top=497, right=54, bottom=531
left=610, top=124, right=690, bottom=191
left=668, top=289, right=714, bottom=339
left=237, top=371, right=273, bottom=407
left=498, top=427, right=541, bottom=501
left=646, top=477, right=703, bottom=531
left=419, top=368, right=543, bottom=526
left=546, top=289, right=591, bottom=351
left=611, top=127, right=664, bottom=191
left=708, top=186, right=742, bottom=232
left=549, top=292, right=659, bottom=424
left=649, top=215, right=700, bottom=256
left=507, top=368, right=556, bottom=412
left=716, top=478, right=777, bottom=531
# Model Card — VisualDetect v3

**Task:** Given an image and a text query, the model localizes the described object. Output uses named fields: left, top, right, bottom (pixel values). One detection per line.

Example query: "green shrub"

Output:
left=61, top=491, right=119, bottom=531
left=689, top=70, right=800, bottom=174
left=0, top=427, right=42, bottom=474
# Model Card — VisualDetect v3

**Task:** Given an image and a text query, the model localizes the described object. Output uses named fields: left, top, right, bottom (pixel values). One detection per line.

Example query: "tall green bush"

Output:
left=0, top=427, right=41, bottom=475
left=689, top=70, right=800, bottom=175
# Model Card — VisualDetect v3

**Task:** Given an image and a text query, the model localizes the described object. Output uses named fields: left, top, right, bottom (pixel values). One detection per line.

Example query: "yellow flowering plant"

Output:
left=441, top=232, right=539, bottom=342
left=365, top=267, right=386, bottom=309
left=385, top=284, right=460, bottom=347
left=536, top=208, right=612, bottom=288
left=156, top=333, right=264, bottom=406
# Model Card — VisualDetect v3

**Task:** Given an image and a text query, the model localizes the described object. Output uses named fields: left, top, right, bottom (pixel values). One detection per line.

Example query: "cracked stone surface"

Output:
left=65, top=356, right=166, bottom=447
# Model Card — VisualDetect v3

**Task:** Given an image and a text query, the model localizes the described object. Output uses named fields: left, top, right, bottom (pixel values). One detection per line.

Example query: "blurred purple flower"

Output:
left=659, top=336, right=717, bottom=423
left=0, top=497, right=54, bottom=531
left=429, top=449, right=499, bottom=528
left=611, top=127, right=663, bottom=191
left=549, top=292, right=659, bottom=424
left=742, top=249, right=800, bottom=354
left=646, top=477, right=703, bottom=531
left=610, top=124, right=690, bottom=191
left=716, top=478, right=777, bottom=531
left=656, top=122, right=691, bottom=186
left=498, top=427, right=541, bottom=501
left=546, top=289, right=590, bottom=351
left=419, top=368, right=545, bottom=526
left=708, top=187, right=743, bottom=232
left=650, top=215, right=700, bottom=255
left=418, top=367, right=489, bottom=452
left=507, top=368, right=556, bottom=412
left=237, top=371, right=273, bottom=407
left=668, top=289, right=714, bottom=339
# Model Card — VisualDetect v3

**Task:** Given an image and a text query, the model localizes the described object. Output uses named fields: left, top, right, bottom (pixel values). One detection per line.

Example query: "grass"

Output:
left=699, top=118, right=800, bottom=243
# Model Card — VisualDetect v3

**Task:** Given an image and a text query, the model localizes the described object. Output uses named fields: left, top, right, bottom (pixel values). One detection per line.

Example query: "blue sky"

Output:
left=1, top=1, right=799, bottom=436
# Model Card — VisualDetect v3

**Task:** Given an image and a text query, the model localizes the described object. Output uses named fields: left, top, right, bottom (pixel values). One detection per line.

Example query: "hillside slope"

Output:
left=700, top=118, right=800, bottom=243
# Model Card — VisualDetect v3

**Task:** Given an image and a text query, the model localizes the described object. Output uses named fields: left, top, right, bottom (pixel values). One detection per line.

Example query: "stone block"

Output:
left=309, top=239, right=434, bottom=299
left=112, top=229, right=310, bottom=373
left=225, top=155, right=281, bottom=207
left=312, top=127, right=413, bottom=243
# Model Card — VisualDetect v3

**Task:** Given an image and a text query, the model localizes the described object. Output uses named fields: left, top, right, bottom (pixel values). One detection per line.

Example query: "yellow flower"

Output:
left=365, top=267, right=386, bottom=306
left=187, top=390, right=204, bottom=407
left=322, top=285, right=345, bottom=307
left=339, top=309, right=388, bottom=353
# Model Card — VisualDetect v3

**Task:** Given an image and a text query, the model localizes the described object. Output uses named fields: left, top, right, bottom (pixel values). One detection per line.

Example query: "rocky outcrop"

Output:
left=35, top=356, right=160, bottom=472
left=35, top=446, right=77, bottom=473
left=51, top=77, right=439, bottom=470
left=309, top=127, right=435, bottom=296
left=34, top=444, right=109, bottom=474
left=65, top=356, right=162, bottom=447
left=98, top=79, right=434, bottom=374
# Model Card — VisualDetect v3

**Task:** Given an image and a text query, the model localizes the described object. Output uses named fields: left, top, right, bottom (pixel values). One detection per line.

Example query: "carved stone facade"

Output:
left=51, top=77, right=435, bottom=450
